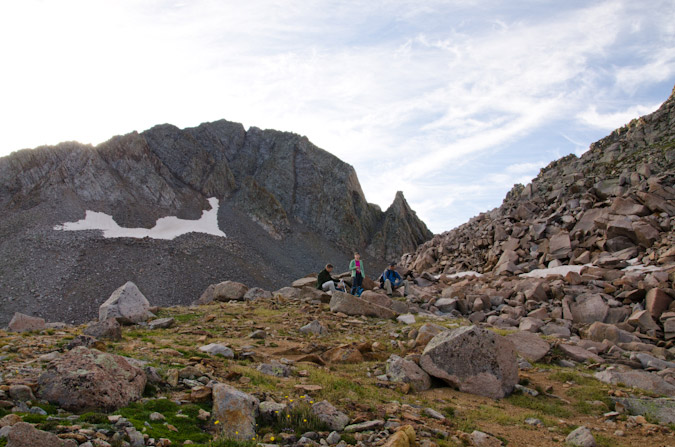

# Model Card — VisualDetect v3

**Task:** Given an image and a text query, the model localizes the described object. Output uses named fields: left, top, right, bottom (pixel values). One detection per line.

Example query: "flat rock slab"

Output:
left=595, top=369, right=675, bottom=397
left=6, top=422, right=77, bottom=447
left=558, top=344, right=603, bottom=364
left=148, top=318, right=175, bottom=330
left=420, top=325, right=518, bottom=399
left=506, top=331, right=550, bottom=362
left=329, top=291, right=397, bottom=319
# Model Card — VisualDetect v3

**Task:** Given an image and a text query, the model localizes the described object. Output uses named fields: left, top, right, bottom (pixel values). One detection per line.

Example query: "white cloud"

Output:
left=578, top=103, right=662, bottom=130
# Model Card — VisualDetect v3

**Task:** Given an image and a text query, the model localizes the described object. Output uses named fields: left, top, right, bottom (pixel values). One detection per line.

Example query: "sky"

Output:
left=1, top=1, right=674, bottom=234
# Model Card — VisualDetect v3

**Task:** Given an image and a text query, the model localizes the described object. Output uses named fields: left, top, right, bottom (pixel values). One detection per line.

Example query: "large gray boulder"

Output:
left=329, top=291, right=397, bottom=319
left=420, top=325, right=518, bottom=399
left=386, top=354, right=431, bottom=392
left=7, top=312, right=46, bottom=332
left=211, top=384, right=259, bottom=441
left=214, top=281, right=249, bottom=301
left=38, top=347, right=146, bottom=412
left=99, top=281, right=151, bottom=324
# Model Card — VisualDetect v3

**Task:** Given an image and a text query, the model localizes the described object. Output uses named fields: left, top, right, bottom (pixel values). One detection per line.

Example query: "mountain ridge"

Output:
left=0, top=120, right=432, bottom=325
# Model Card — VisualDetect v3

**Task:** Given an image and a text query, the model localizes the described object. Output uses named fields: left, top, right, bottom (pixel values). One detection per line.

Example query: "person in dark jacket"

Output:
left=382, top=262, right=408, bottom=296
left=317, top=264, right=337, bottom=293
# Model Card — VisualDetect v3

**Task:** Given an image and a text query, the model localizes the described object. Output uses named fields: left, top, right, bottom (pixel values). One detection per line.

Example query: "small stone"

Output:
left=326, top=431, right=341, bottom=445
left=565, top=426, right=596, bottom=447
left=149, top=412, right=165, bottom=421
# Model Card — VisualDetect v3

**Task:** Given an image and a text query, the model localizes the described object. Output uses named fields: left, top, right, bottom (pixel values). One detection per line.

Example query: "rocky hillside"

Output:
left=0, top=121, right=431, bottom=326
left=403, top=85, right=675, bottom=276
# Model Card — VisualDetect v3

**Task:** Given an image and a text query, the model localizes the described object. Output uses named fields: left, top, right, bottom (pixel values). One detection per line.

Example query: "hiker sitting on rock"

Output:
left=382, top=262, right=408, bottom=297
left=317, top=264, right=338, bottom=293
left=349, top=251, right=365, bottom=296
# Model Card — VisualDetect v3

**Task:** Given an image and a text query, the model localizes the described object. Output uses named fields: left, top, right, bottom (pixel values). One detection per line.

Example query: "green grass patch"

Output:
left=118, top=398, right=211, bottom=443
left=172, top=312, right=203, bottom=323
left=20, top=413, right=48, bottom=424
left=206, top=439, right=257, bottom=447
left=506, top=394, right=572, bottom=418
left=80, top=412, right=110, bottom=424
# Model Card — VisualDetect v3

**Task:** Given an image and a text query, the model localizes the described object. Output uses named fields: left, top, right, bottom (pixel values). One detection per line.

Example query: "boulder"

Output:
left=193, top=284, right=216, bottom=305
left=646, top=289, right=673, bottom=320
left=434, top=298, right=458, bottom=313
left=8, top=385, right=35, bottom=402
left=382, top=425, right=416, bottom=447
left=148, top=317, right=175, bottom=330
left=83, top=318, right=122, bottom=340
left=569, top=294, right=608, bottom=324
left=471, top=430, right=503, bottom=447
left=214, top=281, right=249, bottom=301
left=585, top=322, right=640, bottom=344
left=98, top=281, right=151, bottom=324
left=627, top=310, right=660, bottom=332
left=386, top=354, right=431, bottom=392
left=549, top=232, right=572, bottom=260
left=311, top=400, right=350, bottom=431
left=243, top=287, right=273, bottom=301
left=322, top=346, right=364, bottom=364
left=610, top=197, right=649, bottom=216
left=38, top=347, right=146, bottom=412
left=300, top=320, right=327, bottom=335
left=199, top=343, right=234, bottom=358
left=211, top=383, right=259, bottom=441
left=595, top=369, right=675, bottom=397
left=414, top=323, right=447, bottom=347
left=558, top=344, right=603, bottom=363
left=7, top=312, right=46, bottom=332
left=506, top=331, right=550, bottom=362
left=329, top=291, right=397, bottom=319
left=565, top=426, right=596, bottom=447
left=257, top=362, right=291, bottom=377
left=6, top=422, right=77, bottom=447
left=292, top=277, right=317, bottom=288
left=420, top=325, right=518, bottom=399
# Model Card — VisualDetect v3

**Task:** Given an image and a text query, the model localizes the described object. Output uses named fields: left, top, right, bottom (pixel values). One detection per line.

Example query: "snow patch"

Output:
left=520, top=265, right=589, bottom=278
left=54, top=197, right=226, bottom=240
left=446, top=271, right=484, bottom=279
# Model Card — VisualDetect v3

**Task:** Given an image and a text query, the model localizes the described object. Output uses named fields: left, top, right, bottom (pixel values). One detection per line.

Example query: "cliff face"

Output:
left=403, top=86, right=675, bottom=275
left=0, top=120, right=431, bottom=325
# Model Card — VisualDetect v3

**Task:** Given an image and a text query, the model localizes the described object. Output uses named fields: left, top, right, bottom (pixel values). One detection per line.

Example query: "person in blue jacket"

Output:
left=382, top=262, right=408, bottom=297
